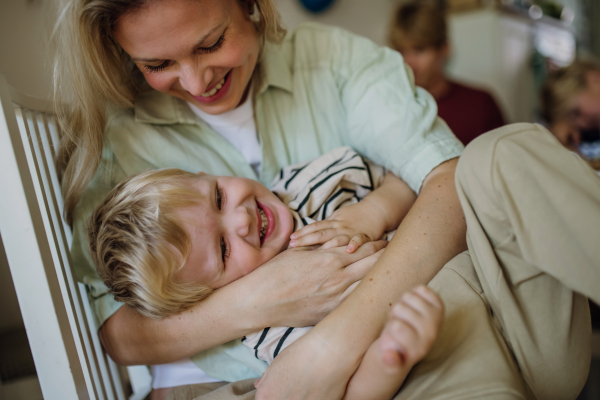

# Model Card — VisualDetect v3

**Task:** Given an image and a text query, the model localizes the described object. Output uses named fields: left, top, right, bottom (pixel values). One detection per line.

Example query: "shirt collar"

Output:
left=257, top=41, right=293, bottom=95
left=133, top=40, right=293, bottom=125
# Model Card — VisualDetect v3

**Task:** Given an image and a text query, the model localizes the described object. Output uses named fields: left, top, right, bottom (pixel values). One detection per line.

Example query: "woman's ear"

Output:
left=237, top=0, right=256, bottom=16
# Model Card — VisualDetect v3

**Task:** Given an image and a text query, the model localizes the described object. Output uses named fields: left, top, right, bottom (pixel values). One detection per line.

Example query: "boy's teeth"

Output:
left=259, top=208, right=268, bottom=240
left=201, top=77, right=226, bottom=97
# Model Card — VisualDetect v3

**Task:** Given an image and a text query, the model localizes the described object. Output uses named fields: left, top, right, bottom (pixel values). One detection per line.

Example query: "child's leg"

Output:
left=343, top=286, right=444, bottom=400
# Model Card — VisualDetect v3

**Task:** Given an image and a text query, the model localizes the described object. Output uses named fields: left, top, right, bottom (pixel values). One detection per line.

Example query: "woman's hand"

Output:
left=100, top=241, right=386, bottom=365
left=242, top=242, right=388, bottom=329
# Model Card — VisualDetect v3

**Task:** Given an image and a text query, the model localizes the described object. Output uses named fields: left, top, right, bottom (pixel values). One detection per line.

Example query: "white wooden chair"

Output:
left=0, top=74, right=152, bottom=400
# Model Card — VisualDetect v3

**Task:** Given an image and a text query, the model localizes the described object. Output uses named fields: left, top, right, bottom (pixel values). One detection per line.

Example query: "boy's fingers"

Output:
left=321, top=235, right=351, bottom=250
left=291, top=220, right=334, bottom=239
left=289, top=229, right=340, bottom=247
left=346, top=233, right=369, bottom=253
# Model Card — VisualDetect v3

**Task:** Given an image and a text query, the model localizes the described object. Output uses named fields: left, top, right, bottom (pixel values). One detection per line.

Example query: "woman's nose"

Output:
left=179, top=63, right=213, bottom=97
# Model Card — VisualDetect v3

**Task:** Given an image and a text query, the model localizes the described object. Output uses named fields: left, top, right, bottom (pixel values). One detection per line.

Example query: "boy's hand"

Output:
left=379, top=286, right=444, bottom=370
left=289, top=199, right=388, bottom=253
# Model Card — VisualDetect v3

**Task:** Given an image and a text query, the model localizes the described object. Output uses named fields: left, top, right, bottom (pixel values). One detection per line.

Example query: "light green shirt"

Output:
left=70, top=23, right=463, bottom=381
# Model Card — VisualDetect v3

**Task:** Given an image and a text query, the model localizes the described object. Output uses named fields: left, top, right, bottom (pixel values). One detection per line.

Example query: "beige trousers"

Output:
left=166, top=123, right=599, bottom=400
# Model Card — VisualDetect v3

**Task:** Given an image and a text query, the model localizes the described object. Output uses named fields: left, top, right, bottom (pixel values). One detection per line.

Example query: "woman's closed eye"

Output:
left=142, top=32, right=226, bottom=74
left=143, top=60, right=171, bottom=73
left=198, top=32, right=225, bottom=54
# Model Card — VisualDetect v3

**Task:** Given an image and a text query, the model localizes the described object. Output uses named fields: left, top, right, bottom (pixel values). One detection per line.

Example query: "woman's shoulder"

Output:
left=282, top=23, right=385, bottom=70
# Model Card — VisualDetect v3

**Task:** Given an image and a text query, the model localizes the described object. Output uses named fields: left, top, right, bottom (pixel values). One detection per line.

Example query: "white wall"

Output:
left=0, top=0, right=51, bottom=332
left=276, top=0, right=396, bottom=45
left=0, top=0, right=53, bottom=99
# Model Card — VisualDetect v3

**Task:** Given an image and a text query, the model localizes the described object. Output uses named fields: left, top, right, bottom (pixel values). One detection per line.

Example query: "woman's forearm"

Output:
left=309, top=158, right=467, bottom=363
left=99, top=279, right=255, bottom=365
left=99, top=239, right=388, bottom=365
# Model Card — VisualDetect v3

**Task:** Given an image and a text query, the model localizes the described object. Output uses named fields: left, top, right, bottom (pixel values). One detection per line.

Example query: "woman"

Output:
left=53, top=0, right=596, bottom=399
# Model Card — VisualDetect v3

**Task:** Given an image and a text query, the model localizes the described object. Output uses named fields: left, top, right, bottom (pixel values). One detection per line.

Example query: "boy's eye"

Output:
left=216, top=185, right=224, bottom=210
left=220, top=237, right=229, bottom=263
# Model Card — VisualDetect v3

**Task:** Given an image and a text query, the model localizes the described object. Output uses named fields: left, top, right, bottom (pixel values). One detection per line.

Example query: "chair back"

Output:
left=0, top=75, right=151, bottom=400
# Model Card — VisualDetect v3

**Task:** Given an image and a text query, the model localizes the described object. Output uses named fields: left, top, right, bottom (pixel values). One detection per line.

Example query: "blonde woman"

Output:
left=53, top=0, right=598, bottom=399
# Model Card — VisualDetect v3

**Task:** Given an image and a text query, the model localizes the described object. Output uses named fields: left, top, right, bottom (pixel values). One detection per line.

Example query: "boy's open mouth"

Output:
left=259, top=206, right=268, bottom=242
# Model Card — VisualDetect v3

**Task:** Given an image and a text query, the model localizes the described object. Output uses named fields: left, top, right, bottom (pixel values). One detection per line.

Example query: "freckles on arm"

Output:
left=303, top=158, right=466, bottom=360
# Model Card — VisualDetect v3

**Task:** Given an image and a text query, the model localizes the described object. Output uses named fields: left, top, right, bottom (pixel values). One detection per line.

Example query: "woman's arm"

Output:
left=99, top=241, right=388, bottom=365
left=255, top=158, right=467, bottom=399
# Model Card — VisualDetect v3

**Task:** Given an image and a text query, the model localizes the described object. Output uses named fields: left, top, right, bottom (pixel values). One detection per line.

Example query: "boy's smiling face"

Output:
left=177, top=174, right=294, bottom=289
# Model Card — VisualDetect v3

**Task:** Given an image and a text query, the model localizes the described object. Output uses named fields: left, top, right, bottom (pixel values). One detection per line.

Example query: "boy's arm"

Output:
left=290, top=172, right=416, bottom=252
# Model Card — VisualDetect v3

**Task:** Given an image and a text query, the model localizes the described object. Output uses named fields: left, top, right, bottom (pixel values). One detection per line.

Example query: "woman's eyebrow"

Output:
left=131, top=24, right=225, bottom=63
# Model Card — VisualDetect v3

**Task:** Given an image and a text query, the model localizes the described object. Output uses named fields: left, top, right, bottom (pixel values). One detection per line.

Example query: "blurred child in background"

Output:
left=541, top=60, right=600, bottom=169
left=389, top=0, right=505, bottom=145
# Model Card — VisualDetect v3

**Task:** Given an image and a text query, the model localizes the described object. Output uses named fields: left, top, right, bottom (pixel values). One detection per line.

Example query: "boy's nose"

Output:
left=231, top=206, right=252, bottom=238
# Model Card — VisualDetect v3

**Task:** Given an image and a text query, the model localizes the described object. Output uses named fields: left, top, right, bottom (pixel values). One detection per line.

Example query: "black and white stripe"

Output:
left=242, top=147, right=389, bottom=364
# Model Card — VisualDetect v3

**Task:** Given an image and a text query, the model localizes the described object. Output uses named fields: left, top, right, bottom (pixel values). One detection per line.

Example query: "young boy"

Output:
left=88, top=147, right=444, bottom=400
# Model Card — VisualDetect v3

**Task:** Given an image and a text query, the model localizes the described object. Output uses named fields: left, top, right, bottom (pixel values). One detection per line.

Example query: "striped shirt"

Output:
left=242, top=147, right=392, bottom=364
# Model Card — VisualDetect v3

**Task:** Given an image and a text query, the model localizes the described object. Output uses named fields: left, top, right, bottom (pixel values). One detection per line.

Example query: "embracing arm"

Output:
left=256, top=158, right=467, bottom=399
left=99, top=241, right=387, bottom=365
left=99, top=278, right=252, bottom=365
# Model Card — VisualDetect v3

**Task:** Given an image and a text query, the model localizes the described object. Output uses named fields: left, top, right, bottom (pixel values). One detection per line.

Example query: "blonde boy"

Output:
left=88, top=147, right=443, bottom=400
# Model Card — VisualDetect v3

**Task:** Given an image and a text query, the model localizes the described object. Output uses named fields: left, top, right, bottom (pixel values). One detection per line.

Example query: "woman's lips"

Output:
left=191, top=71, right=232, bottom=104
left=257, top=201, right=275, bottom=245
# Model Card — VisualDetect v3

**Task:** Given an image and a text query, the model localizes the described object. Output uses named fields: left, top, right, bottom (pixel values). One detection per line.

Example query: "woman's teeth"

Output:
left=201, top=76, right=226, bottom=97
left=259, top=208, right=268, bottom=241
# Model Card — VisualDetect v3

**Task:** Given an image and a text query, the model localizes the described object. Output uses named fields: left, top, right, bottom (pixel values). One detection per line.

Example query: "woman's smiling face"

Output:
left=114, top=0, right=259, bottom=115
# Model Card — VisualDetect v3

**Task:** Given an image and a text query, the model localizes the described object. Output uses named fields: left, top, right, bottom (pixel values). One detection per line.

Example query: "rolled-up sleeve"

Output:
left=330, top=28, right=464, bottom=192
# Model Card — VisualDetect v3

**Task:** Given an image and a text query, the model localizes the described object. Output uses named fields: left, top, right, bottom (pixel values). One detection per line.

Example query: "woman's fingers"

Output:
left=343, top=247, right=386, bottom=282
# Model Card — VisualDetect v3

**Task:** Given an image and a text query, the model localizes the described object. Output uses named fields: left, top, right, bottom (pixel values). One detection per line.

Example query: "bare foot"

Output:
left=379, top=285, right=444, bottom=372
left=343, top=286, right=444, bottom=400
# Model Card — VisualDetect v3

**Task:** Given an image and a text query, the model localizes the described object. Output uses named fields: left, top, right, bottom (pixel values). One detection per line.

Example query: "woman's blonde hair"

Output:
left=388, top=0, right=447, bottom=50
left=88, top=168, right=214, bottom=319
left=53, top=0, right=286, bottom=225
left=540, top=60, right=600, bottom=125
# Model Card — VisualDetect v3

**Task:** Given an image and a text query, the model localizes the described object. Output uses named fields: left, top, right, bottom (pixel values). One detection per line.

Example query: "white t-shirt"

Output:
left=150, top=358, right=221, bottom=389
left=188, top=94, right=262, bottom=177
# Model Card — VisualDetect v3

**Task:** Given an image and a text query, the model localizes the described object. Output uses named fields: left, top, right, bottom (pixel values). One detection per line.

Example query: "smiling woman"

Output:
left=114, top=0, right=260, bottom=115
left=49, top=0, right=599, bottom=399
left=48, top=0, right=493, bottom=397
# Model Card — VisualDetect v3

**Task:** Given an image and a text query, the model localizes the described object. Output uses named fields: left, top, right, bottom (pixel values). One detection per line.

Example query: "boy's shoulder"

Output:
left=271, top=147, right=386, bottom=214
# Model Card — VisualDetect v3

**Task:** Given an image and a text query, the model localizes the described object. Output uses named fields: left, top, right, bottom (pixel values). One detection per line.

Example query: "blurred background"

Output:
left=0, top=0, right=598, bottom=398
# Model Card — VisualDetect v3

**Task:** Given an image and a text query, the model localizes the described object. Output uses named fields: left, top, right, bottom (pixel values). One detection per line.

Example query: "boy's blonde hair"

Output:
left=388, top=0, right=447, bottom=50
left=540, top=60, right=600, bottom=125
left=53, top=0, right=286, bottom=226
left=87, top=169, right=213, bottom=319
